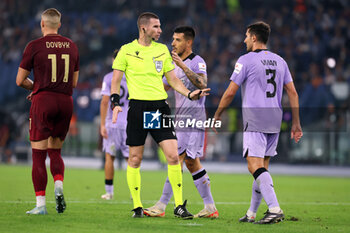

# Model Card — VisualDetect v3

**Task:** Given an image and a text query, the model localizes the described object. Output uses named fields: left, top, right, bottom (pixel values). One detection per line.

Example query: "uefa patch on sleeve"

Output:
left=198, top=62, right=206, bottom=72
left=234, top=62, right=243, bottom=74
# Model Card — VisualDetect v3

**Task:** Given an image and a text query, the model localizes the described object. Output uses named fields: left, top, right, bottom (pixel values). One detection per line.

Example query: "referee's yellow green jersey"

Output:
left=112, top=39, right=175, bottom=100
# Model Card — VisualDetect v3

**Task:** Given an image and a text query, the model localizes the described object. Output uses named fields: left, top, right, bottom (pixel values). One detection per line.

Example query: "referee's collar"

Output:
left=134, top=39, right=154, bottom=47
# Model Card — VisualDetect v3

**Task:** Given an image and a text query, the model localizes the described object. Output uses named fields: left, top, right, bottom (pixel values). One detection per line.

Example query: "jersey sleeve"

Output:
left=163, top=46, right=175, bottom=73
left=19, top=42, right=33, bottom=71
left=112, top=46, right=126, bottom=71
left=100, top=74, right=111, bottom=97
left=191, top=56, right=207, bottom=75
left=230, top=56, right=247, bottom=86
left=283, top=60, right=293, bottom=85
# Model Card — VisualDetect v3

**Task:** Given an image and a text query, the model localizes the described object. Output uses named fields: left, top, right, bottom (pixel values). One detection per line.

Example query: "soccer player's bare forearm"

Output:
left=182, top=66, right=207, bottom=89
left=20, top=78, right=34, bottom=90
left=100, top=97, right=109, bottom=128
left=286, top=88, right=300, bottom=125
left=291, top=109, right=300, bottom=125
left=216, top=92, right=234, bottom=117
left=290, top=97, right=301, bottom=125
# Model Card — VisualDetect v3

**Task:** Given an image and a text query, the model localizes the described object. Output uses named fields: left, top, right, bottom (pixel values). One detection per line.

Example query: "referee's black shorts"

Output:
left=126, top=99, right=177, bottom=146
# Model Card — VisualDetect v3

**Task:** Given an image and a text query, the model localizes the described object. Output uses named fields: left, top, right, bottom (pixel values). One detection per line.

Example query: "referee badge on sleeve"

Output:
left=154, top=60, right=163, bottom=73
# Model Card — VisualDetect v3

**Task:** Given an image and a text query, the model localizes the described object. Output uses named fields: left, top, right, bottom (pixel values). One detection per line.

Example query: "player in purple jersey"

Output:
left=214, top=22, right=302, bottom=224
left=100, top=50, right=129, bottom=200
left=16, top=8, right=79, bottom=215
left=144, top=26, right=218, bottom=218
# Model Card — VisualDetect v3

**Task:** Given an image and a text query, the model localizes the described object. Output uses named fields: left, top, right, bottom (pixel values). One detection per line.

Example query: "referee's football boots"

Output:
left=255, top=210, right=284, bottom=224
left=174, top=200, right=193, bottom=220
left=132, top=207, right=144, bottom=218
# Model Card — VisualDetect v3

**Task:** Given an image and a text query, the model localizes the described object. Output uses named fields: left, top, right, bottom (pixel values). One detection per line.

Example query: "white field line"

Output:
left=2, top=200, right=350, bottom=206
left=179, top=223, right=204, bottom=226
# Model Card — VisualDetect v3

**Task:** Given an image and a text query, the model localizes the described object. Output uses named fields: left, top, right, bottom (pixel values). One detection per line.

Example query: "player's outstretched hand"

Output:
left=291, top=123, right=303, bottom=143
left=112, top=106, right=123, bottom=124
left=189, top=88, right=210, bottom=100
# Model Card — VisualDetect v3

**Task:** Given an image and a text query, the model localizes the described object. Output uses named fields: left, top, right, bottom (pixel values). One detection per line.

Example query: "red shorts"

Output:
left=29, top=91, right=73, bottom=141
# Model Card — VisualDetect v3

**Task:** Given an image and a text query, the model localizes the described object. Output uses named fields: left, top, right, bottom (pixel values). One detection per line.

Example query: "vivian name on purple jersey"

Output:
left=164, top=53, right=207, bottom=129
left=101, top=72, right=129, bottom=129
left=230, top=49, right=293, bottom=133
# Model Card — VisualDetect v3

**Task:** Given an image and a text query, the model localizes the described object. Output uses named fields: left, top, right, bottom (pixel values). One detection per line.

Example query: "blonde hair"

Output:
left=41, top=8, right=61, bottom=29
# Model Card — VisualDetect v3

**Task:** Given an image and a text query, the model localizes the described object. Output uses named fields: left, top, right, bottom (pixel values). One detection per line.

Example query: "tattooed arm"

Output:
left=171, top=51, right=207, bottom=89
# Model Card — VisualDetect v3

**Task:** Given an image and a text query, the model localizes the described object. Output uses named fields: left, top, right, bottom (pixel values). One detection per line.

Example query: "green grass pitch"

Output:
left=0, top=165, right=349, bottom=233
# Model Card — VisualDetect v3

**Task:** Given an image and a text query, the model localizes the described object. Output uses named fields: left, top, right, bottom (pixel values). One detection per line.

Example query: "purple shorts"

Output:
left=177, top=129, right=205, bottom=159
left=243, top=132, right=279, bottom=158
left=103, top=127, right=129, bottom=158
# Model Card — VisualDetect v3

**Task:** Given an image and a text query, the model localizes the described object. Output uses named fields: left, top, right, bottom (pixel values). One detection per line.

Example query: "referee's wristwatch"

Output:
left=110, top=93, right=120, bottom=110
left=187, top=90, right=202, bottom=100
left=187, top=91, right=193, bottom=100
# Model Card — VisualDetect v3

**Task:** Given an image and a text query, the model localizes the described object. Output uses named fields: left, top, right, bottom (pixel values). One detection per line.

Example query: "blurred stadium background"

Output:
left=0, top=0, right=349, bottom=169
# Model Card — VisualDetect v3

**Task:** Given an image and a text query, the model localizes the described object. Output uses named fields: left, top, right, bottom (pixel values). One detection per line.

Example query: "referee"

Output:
left=110, top=12, right=209, bottom=219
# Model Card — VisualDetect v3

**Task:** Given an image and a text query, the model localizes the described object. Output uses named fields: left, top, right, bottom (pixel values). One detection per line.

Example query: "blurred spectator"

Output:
left=300, top=63, right=334, bottom=127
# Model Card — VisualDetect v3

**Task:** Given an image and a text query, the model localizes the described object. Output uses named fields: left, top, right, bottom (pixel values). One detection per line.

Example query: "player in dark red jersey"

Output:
left=16, top=8, right=79, bottom=215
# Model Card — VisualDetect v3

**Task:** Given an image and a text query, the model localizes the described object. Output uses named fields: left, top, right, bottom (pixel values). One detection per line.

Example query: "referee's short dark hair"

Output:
left=247, top=21, right=271, bottom=44
left=137, top=12, right=159, bottom=30
left=174, top=26, right=195, bottom=41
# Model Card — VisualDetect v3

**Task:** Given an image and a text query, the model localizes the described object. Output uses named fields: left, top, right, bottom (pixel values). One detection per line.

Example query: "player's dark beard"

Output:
left=177, top=48, right=184, bottom=57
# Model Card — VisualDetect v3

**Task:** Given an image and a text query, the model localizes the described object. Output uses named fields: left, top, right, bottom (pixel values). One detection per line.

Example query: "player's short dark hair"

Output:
left=137, top=12, right=159, bottom=30
left=174, top=26, right=195, bottom=41
left=247, top=21, right=271, bottom=44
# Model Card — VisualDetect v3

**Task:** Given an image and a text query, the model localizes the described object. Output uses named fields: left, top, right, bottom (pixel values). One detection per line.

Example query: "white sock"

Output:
left=36, top=196, right=46, bottom=207
left=55, top=180, right=63, bottom=195
left=156, top=201, right=167, bottom=212
left=269, top=206, right=282, bottom=213
left=204, top=203, right=217, bottom=212
left=105, top=184, right=114, bottom=194
left=246, top=209, right=256, bottom=218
